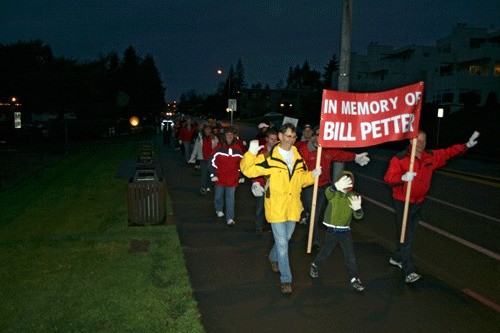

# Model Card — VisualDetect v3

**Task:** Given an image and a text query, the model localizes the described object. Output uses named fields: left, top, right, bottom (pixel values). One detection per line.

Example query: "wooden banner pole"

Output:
left=307, top=146, right=323, bottom=253
left=400, top=138, right=417, bottom=243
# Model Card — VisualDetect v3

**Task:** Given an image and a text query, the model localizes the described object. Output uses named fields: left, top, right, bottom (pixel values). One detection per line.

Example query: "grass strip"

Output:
left=0, top=141, right=203, bottom=332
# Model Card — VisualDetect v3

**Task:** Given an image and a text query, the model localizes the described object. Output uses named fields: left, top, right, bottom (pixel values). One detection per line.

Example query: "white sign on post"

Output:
left=14, top=112, right=21, bottom=129
left=283, top=116, right=298, bottom=127
left=228, top=99, right=237, bottom=112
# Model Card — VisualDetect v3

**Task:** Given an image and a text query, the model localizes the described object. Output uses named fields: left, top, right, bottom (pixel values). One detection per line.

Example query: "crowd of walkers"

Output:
left=161, top=115, right=480, bottom=295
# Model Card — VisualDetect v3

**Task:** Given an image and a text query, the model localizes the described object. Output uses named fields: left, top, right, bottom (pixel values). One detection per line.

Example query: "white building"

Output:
left=348, top=24, right=500, bottom=113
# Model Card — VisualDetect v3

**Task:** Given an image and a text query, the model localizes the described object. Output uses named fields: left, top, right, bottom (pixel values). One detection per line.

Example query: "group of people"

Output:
left=163, top=117, right=480, bottom=295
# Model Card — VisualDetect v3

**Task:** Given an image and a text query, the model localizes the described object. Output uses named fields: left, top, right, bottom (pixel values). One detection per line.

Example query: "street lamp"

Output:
left=217, top=69, right=234, bottom=125
left=436, top=108, right=444, bottom=148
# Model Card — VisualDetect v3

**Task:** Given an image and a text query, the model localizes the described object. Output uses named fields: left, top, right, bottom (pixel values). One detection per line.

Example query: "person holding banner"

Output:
left=240, top=123, right=322, bottom=295
left=297, top=127, right=370, bottom=249
left=384, top=130, right=480, bottom=283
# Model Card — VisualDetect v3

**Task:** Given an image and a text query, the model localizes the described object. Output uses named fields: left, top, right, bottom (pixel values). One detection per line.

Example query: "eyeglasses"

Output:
left=284, top=134, right=297, bottom=139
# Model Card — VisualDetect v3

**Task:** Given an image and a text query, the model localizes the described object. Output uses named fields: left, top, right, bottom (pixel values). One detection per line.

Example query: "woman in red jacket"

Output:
left=209, top=127, right=245, bottom=226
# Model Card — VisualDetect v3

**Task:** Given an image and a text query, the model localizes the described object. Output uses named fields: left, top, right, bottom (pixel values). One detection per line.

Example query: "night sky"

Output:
left=2, top=0, right=499, bottom=101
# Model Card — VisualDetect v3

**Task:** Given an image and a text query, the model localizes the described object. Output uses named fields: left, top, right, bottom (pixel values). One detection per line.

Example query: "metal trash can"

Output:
left=127, top=169, right=166, bottom=226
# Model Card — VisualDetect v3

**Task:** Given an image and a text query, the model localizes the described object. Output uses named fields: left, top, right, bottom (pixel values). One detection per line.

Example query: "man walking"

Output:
left=240, top=123, right=321, bottom=295
left=384, top=130, right=479, bottom=283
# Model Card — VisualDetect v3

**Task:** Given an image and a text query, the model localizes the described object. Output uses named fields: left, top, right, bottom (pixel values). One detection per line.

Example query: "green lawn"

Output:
left=0, top=140, right=203, bottom=332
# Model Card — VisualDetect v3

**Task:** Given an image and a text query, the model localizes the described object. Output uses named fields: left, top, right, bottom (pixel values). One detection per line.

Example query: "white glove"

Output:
left=348, top=195, right=362, bottom=211
left=251, top=182, right=265, bottom=197
left=238, top=177, right=245, bottom=184
left=354, top=152, right=370, bottom=166
left=248, top=140, right=264, bottom=155
left=312, top=166, right=322, bottom=178
left=466, top=131, right=480, bottom=148
left=211, top=176, right=218, bottom=182
left=178, top=140, right=182, bottom=145
left=401, top=172, right=416, bottom=182
left=335, top=175, right=352, bottom=192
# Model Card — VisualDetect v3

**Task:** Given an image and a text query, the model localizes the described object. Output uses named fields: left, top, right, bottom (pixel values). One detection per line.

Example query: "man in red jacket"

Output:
left=297, top=127, right=370, bottom=248
left=384, top=130, right=479, bottom=283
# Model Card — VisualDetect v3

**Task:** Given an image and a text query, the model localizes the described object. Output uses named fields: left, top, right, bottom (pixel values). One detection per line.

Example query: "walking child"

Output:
left=309, top=170, right=365, bottom=292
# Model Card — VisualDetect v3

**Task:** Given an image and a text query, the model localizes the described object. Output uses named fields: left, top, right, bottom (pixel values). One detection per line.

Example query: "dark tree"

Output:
left=323, top=54, right=339, bottom=89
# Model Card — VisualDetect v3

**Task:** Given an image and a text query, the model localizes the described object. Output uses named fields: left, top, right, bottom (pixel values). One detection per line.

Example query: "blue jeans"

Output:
left=269, top=221, right=296, bottom=283
left=214, top=185, right=236, bottom=220
left=255, top=195, right=265, bottom=231
left=392, top=199, right=422, bottom=276
left=313, top=229, right=358, bottom=280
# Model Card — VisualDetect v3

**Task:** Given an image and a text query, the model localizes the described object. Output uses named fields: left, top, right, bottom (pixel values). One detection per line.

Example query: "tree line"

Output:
left=0, top=39, right=165, bottom=123
left=177, top=56, right=340, bottom=124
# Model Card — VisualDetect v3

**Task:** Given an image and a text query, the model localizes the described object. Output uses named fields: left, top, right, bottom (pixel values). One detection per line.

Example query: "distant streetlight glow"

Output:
left=130, top=116, right=139, bottom=127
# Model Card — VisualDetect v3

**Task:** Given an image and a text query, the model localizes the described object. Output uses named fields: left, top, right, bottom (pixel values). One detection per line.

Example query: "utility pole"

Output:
left=333, top=0, right=353, bottom=181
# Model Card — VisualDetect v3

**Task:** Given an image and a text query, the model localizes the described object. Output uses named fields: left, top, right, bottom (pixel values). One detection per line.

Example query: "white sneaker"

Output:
left=405, top=272, right=422, bottom=283
left=227, top=219, right=235, bottom=226
left=216, top=211, right=224, bottom=218
left=389, top=258, right=402, bottom=269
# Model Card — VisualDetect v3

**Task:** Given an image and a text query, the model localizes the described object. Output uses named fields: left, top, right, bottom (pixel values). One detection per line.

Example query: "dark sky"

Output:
left=2, top=0, right=499, bottom=101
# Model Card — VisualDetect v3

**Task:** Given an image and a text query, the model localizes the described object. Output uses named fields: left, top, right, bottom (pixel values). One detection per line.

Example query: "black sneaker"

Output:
left=350, top=278, right=365, bottom=292
left=309, top=263, right=319, bottom=278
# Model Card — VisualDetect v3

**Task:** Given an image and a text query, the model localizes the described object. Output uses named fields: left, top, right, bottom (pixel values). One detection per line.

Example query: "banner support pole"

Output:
left=307, top=146, right=323, bottom=253
left=400, top=138, right=417, bottom=243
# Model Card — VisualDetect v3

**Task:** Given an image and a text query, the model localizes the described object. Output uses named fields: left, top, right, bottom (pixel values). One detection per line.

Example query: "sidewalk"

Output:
left=157, top=137, right=498, bottom=332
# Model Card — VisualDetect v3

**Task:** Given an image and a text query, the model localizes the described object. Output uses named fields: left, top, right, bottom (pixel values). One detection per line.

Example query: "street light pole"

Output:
left=217, top=69, right=233, bottom=125
left=333, top=0, right=353, bottom=181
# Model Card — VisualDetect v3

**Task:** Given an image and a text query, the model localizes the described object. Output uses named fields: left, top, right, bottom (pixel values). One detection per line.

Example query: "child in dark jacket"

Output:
left=309, top=170, right=365, bottom=292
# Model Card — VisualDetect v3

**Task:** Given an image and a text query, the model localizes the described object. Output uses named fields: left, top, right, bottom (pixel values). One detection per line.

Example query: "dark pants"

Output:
left=163, top=130, right=171, bottom=146
left=199, top=160, right=210, bottom=189
left=313, top=229, right=358, bottom=280
left=255, top=195, right=265, bottom=231
left=392, top=199, right=422, bottom=276
left=302, top=185, right=328, bottom=244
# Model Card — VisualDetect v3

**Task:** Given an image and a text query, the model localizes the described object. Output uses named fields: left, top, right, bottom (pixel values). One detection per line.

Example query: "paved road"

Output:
left=157, top=136, right=499, bottom=333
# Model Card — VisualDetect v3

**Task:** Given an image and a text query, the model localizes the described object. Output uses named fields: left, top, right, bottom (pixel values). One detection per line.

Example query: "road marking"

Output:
left=362, top=194, right=500, bottom=313
left=355, top=173, right=500, bottom=224
left=362, top=195, right=500, bottom=261
left=462, top=289, right=500, bottom=313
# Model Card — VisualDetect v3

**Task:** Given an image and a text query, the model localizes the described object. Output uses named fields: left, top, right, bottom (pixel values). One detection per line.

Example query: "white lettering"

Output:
left=369, top=101, right=380, bottom=114
left=322, top=121, right=356, bottom=141
left=359, top=114, right=415, bottom=141
left=324, top=99, right=337, bottom=114
left=358, top=102, right=369, bottom=115
left=341, top=101, right=351, bottom=114
left=389, top=97, right=398, bottom=109
left=324, top=122, right=335, bottom=140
